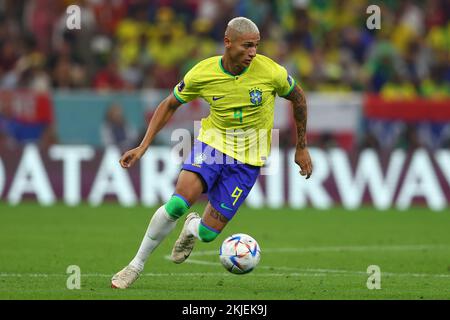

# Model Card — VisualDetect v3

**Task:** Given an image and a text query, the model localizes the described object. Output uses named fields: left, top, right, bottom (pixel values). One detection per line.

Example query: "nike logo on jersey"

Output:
left=212, top=96, right=225, bottom=101
left=220, top=203, right=233, bottom=211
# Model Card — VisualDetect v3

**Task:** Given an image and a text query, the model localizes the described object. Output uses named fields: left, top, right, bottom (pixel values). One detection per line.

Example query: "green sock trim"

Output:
left=164, top=195, right=190, bottom=220
left=198, top=223, right=220, bottom=242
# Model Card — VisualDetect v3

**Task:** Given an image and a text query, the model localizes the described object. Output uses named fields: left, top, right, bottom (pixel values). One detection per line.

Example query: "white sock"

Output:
left=186, top=217, right=201, bottom=239
left=129, top=205, right=177, bottom=271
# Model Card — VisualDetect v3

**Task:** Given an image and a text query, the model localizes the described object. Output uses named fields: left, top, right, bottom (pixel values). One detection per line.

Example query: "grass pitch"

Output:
left=0, top=203, right=449, bottom=300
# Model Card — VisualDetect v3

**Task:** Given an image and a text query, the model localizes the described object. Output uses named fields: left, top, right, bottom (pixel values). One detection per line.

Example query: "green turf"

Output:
left=0, top=203, right=450, bottom=300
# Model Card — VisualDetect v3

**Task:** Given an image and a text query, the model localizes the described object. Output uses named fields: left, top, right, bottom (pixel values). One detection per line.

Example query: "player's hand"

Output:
left=294, top=147, right=313, bottom=179
left=119, top=146, right=146, bottom=169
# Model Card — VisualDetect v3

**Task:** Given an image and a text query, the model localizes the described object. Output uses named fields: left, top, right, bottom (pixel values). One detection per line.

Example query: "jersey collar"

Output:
left=219, top=57, right=249, bottom=77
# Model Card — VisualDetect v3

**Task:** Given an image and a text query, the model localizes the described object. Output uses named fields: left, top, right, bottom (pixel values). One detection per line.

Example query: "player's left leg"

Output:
left=187, top=201, right=229, bottom=242
left=171, top=202, right=228, bottom=263
left=171, top=161, right=261, bottom=263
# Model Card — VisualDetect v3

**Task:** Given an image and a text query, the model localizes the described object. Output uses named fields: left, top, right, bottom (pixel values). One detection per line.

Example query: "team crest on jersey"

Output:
left=249, top=88, right=263, bottom=106
left=177, top=80, right=185, bottom=92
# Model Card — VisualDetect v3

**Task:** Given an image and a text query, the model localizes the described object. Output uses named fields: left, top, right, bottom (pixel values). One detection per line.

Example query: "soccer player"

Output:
left=111, top=17, right=313, bottom=289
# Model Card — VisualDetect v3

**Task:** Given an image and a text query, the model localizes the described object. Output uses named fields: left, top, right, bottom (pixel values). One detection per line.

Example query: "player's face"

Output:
left=227, top=32, right=260, bottom=68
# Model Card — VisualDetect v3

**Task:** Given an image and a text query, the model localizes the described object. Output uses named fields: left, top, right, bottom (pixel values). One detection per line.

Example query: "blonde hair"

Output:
left=225, top=17, right=259, bottom=39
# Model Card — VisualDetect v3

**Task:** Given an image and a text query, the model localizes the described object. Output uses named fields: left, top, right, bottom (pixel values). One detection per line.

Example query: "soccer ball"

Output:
left=219, top=233, right=261, bottom=274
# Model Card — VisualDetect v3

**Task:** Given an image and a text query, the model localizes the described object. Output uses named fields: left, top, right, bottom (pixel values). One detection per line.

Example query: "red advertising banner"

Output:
left=364, top=94, right=450, bottom=122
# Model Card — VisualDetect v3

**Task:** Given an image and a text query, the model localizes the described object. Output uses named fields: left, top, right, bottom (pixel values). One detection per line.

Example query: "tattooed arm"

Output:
left=284, top=85, right=313, bottom=179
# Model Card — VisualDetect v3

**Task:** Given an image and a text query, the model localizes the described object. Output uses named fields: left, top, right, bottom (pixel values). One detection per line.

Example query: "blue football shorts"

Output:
left=181, top=140, right=261, bottom=220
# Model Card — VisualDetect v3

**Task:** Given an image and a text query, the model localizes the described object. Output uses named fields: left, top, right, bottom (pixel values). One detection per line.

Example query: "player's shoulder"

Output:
left=186, top=56, right=221, bottom=75
left=252, top=55, right=287, bottom=81
left=253, top=54, right=285, bottom=71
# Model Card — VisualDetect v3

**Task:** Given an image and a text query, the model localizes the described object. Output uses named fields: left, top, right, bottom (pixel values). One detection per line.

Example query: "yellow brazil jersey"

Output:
left=173, top=54, right=296, bottom=166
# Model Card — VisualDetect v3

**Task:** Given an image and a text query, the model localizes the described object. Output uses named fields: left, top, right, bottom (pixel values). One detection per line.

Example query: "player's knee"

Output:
left=164, top=194, right=190, bottom=220
left=198, top=222, right=220, bottom=242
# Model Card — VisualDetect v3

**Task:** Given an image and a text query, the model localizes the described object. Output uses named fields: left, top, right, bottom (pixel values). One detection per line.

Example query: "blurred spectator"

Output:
left=93, top=57, right=128, bottom=91
left=47, top=35, right=88, bottom=89
left=100, top=103, right=138, bottom=149
left=180, top=17, right=217, bottom=76
left=13, top=36, right=48, bottom=90
left=0, top=39, right=18, bottom=74
left=91, top=0, right=128, bottom=36
left=400, top=38, right=431, bottom=88
left=380, top=71, right=418, bottom=100
left=420, top=64, right=450, bottom=99
left=52, top=1, right=97, bottom=77
left=363, top=29, right=402, bottom=92
left=23, top=0, right=59, bottom=54
left=115, top=2, right=153, bottom=69
left=144, top=7, right=188, bottom=89
left=237, top=0, right=272, bottom=29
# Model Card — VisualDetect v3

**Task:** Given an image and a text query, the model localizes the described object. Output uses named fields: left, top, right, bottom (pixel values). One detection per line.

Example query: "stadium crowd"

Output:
left=0, top=0, right=447, bottom=95
left=0, top=0, right=449, bottom=149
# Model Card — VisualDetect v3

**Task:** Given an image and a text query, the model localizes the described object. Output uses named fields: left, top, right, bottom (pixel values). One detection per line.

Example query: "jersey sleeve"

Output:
left=172, top=66, right=201, bottom=104
left=273, top=64, right=296, bottom=97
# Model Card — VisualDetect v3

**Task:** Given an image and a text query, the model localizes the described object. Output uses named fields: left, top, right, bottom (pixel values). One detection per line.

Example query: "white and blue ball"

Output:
left=219, top=233, right=261, bottom=274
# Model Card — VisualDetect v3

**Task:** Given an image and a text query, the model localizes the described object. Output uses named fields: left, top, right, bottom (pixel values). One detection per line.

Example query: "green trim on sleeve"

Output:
left=173, top=87, right=186, bottom=104
left=280, top=79, right=297, bottom=98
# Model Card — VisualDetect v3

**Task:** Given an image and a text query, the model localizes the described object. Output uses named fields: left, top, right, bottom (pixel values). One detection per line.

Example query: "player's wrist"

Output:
left=296, top=142, right=308, bottom=150
left=138, top=144, right=149, bottom=152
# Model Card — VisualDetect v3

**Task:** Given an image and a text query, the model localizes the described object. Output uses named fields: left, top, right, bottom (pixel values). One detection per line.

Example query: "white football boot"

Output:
left=171, top=212, right=200, bottom=263
left=111, top=265, right=141, bottom=289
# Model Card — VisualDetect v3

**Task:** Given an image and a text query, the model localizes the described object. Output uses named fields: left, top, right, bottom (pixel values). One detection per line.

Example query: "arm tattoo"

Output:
left=285, top=85, right=308, bottom=149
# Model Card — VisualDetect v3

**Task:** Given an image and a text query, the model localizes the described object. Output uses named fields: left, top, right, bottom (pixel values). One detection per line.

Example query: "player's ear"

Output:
left=224, top=36, right=232, bottom=49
